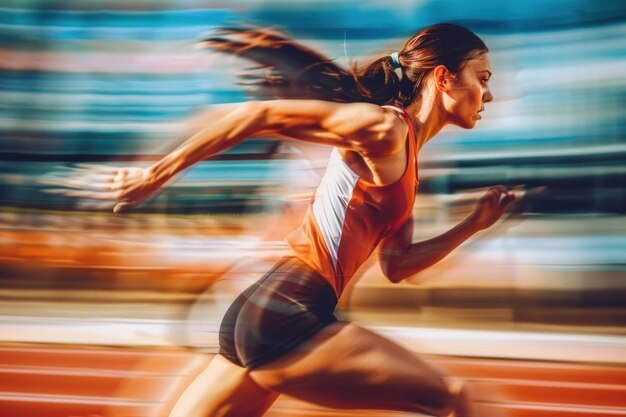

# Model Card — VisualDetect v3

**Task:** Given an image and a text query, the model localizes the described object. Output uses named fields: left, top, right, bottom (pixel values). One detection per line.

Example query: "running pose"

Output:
left=64, top=23, right=514, bottom=417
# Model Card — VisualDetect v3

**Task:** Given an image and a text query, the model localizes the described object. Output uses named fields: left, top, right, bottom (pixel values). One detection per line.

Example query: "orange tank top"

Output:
left=286, top=105, right=419, bottom=297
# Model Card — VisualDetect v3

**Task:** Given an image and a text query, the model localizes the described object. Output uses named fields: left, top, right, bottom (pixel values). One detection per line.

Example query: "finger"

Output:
left=456, top=187, right=499, bottom=201
left=39, top=177, right=116, bottom=192
left=70, top=169, right=118, bottom=183
left=43, top=167, right=116, bottom=182
left=70, top=167, right=119, bottom=180
left=42, top=188, right=120, bottom=200
left=524, top=185, right=548, bottom=198
left=113, top=202, right=134, bottom=213
left=115, top=168, right=129, bottom=180
left=499, top=190, right=513, bottom=203
left=507, top=185, right=525, bottom=200
left=507, top=185, right=547, bottom=202
left=489, top=185, right=508, bottom=197
left=63, top=176, right=111, bottom=190
left=38, top=177, right=70, bottom=187
left=487, top=185, right=507, bottom=195
left=496, top=185, right=514, bottom=201
left=74, top=163, right=119, bottom=174
left=500, top=192, right=516, bottom=207
left=70, top=171, right=117, bottom=183
left=76, top=200, right=117, bottom=211
left=489, top=190, right=501, bottom=203
left=494, top=193, right=517, bottom=219
left=485, top=188, right=501, bottom=203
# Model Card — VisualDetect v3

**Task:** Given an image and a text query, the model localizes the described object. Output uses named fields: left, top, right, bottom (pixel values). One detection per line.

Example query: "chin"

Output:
left=453, top=119, right=476, bottom=129
left=449, top=113, right=478, bottom=129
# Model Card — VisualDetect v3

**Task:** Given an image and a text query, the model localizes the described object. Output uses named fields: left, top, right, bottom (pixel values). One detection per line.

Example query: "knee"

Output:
left=440, top=379, right=471, bottom=417
left=411, top=378, right=470, bottom=417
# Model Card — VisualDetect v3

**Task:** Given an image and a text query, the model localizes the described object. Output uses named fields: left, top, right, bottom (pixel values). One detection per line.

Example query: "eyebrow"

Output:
left=478, top=70, right=492, bottom=78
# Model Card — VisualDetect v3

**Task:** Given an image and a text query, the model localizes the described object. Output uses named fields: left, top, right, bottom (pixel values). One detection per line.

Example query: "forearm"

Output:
left=169, top=103, right=243, bottom=151
left=149, top=102, right=264, bottom=184
left=390, top=217, right=478, bottom=282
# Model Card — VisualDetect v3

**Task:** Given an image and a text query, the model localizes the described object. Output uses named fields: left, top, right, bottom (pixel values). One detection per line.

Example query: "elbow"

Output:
left=381, top=262, right=405, bottom=284
left=387, top=273, right=403, bottom=284
left=382, top=262, right=427, bottom=284
left=385, top=270, right=408, bottom=284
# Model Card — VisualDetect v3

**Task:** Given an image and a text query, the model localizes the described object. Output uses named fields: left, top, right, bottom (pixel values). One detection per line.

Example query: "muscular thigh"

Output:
left=169, top=354, right=278, bottom=417
left=249, top=322, right=450, bottom=413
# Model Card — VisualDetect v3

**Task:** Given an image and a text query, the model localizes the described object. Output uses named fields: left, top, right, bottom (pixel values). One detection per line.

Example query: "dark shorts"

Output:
left=218, top=256, right=338, bottom=370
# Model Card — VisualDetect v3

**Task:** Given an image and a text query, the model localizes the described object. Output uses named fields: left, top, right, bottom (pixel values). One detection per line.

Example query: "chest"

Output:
left=317, top=147, right=417, bottom=234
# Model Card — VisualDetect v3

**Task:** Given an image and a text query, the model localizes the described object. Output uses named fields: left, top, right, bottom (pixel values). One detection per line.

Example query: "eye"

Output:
left=480, top=78, right=489, bottom=85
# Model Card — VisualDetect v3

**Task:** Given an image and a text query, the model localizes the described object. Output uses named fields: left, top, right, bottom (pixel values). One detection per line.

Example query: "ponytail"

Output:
left=199, top=26, right=408, bottom=106
left=199, top=23, right=487, bottom=108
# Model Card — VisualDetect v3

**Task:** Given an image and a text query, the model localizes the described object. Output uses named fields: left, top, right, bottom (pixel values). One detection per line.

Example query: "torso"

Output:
left=286, top=105, right=419, bottom=297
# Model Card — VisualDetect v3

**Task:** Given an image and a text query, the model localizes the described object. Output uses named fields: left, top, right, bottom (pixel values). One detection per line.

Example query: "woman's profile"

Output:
left=56, top=23, right=515, bottom=417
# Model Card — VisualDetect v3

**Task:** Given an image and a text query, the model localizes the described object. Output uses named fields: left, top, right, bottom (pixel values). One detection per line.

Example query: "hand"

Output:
left=466, top=185, right=516, bottom=231
left=109, top=165, right=164, bottom=213
left=40, top=164, right=162, bottom=213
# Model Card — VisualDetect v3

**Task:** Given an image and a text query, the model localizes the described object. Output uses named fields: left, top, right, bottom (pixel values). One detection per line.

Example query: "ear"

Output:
left=433, top=65, right=459, bottom=92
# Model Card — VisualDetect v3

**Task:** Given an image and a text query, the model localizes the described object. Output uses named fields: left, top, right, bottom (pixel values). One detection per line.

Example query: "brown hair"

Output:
left=199, top=23, right=488, bottom=108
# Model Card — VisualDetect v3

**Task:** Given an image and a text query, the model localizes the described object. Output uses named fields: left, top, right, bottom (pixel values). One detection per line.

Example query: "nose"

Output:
left=483, top=87, right=494, bottom=103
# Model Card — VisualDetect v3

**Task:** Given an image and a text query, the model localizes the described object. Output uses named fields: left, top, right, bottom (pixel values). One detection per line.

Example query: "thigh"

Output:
left=249, top=322, right=454, bottom=415
left=168, top=354, right=278, bottom=417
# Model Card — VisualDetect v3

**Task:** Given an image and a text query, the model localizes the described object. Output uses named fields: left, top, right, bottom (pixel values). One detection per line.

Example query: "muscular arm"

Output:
left=149, top=100, right=403, bottom=185
left=103, top=99, right=405, bottom=213
left=378, top=216, right=479, bottom=283
left=174, top=103, right=243, bottom=146
left=378, top=186, right=515, bottom=283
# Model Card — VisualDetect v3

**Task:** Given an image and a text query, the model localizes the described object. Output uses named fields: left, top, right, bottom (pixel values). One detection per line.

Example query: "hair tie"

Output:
left=390, top=52, right=402, bottom=69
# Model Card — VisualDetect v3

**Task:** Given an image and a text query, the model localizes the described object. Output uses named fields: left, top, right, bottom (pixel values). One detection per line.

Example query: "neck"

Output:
left=405, top=84, right=448, bottom=150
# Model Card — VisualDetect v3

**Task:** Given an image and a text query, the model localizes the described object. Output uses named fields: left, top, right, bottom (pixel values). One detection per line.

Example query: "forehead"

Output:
left=464, top=53, right=491, bottom=75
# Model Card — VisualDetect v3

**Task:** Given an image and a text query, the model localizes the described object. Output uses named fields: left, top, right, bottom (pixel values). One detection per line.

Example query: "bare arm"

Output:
left=378, top=216, right=479, bottom=283
left=107, top=100, right=404, bottom=212
left=151, top=100, right=401, bottom=182
left=173, top=103, right=244, bottom=148
left=379, top=186, right=515, bottom=283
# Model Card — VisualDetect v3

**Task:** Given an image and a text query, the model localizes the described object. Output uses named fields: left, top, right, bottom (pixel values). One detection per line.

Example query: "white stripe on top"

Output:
left=312, top=148, right=360, bottom=270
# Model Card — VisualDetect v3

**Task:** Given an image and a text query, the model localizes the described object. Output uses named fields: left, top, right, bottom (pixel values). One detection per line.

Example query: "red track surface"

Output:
left=1, top=345, right=624, bottom=417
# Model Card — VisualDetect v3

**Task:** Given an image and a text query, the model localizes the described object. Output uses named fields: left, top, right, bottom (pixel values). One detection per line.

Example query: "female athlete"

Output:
left=65, top=23, right=515, bottom=417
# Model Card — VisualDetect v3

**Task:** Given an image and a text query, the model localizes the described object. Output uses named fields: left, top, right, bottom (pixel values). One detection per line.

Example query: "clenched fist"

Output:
left=467, top=186, right=516, bottom=230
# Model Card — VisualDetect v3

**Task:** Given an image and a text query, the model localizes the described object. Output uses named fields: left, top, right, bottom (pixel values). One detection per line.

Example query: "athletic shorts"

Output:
left=218, top=256, right=338, bottom=370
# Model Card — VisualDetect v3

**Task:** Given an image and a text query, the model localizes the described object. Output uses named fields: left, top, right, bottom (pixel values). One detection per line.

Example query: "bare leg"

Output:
left=169, top=354, right=278, bottom=417
left=445, top=379, right=472, bottom=417
left=249, top=322, right=471, bottom=417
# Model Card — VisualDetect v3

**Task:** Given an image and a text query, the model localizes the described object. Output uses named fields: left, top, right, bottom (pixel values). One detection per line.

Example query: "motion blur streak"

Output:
left=0, top=1, right=625, bottom=416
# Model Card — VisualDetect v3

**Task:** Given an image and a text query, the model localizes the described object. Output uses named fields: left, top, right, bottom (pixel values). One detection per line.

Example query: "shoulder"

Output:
left=258, top=100, right=408, bottom=157
left=363, top=106, right=409, bottom=157
left=337, top=104, right=409, bottom=157
left=381, top=106, right=410, bottom=142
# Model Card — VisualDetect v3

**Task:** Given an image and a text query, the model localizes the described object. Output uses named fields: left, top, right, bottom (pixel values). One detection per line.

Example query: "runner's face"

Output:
left=443, top=53, right=493, bottom=129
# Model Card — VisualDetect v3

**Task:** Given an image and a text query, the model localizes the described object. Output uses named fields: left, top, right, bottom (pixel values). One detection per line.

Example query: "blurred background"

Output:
left=0, top=1, right=625, bottom=416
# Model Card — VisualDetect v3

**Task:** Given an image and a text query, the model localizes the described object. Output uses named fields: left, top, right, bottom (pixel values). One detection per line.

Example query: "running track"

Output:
left=1, top=345, right=624, bottom=417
